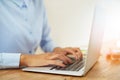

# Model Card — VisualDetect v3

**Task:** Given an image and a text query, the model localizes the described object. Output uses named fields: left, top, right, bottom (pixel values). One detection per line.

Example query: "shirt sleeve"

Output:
left=0, top=53, right=21, bottom=69
left=40, top=2, right=57, bottom=52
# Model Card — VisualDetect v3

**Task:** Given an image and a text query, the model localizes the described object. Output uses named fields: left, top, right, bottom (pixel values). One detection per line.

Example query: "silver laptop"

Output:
left=22, top=5, right=105, bottom=76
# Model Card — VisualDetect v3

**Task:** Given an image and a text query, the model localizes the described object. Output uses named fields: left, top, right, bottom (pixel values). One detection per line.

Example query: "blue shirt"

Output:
left=0, top=0, right=56, bottom=69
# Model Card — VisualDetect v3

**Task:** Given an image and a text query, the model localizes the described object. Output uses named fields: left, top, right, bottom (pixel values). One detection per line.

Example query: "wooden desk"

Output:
left=0, top=55, right=120, bottom=80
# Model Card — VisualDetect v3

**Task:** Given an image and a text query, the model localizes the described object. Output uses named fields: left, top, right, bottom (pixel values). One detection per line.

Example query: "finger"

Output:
left=61, top=51, right=67, bottom=55
left=73, top=48, right=81, bottom=52
left=64, top=48, right=78, bottom=60
left=58, top=55, right=72, bottom=64
left=56, top=51, right=67, bottom=55
left=49, top=54, right=72, bottom=64
left=48, top=54, right=60, bottom=60
left=48, top=60, right=66, bottom=67
left=76, top=52, right=83, bottom=60
left=73, top=48, right=83, bottom=59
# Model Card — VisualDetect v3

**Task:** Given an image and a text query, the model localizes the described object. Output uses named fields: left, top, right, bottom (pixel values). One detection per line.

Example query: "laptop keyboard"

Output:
left=50, top=57, right=85, bottom=71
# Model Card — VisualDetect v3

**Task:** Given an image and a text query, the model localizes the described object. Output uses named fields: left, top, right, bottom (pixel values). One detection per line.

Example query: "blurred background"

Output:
left=44, top=0, right=96, bottom=49
left=37, top=0, right=120, bottom=55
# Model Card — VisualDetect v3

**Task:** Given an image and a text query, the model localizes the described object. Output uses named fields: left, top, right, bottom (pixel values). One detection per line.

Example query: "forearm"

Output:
left=20, top=54, right=37, bottom=67
left=20, top=54, right=28, bottom=67
left=20, top=54, right=43, bottom=67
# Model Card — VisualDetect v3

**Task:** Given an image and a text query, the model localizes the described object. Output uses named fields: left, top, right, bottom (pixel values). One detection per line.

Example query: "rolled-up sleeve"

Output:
left=0, top=53, right=21, bottom=69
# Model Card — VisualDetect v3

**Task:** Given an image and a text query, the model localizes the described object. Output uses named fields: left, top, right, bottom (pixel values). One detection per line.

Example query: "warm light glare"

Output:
left=116, top=41, right=120, bottom=48
left=100, top=0, right=120, bottom=54
left=102, top=0, right=120, bottom=42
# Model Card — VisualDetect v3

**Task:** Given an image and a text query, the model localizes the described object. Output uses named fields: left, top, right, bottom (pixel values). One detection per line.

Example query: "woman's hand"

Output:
left=20, top=47, right=82, bottom=68
left=20, top=53, right=72, bottom=67
left=53, top=47, right=83, bottom=60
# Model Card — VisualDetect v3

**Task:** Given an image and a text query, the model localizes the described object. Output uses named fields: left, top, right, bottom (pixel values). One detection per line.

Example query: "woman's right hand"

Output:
left=20, top=53, right=72, bottom=67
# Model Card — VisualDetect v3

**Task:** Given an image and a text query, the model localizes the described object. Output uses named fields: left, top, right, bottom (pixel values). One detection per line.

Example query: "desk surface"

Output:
left=0, top=55, right=120, bottom=80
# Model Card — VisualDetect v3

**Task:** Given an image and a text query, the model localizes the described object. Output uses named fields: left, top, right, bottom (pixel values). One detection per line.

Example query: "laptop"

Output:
left=22, top=5, right=105, bottom=76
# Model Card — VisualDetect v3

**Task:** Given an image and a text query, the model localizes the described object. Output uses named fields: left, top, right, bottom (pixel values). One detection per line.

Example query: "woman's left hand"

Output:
left=53, top=47, right=83, bottom=60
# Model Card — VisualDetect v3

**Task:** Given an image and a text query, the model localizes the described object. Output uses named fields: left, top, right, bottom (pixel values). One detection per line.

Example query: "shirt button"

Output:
left=29, top=31, right=32, bottom=34
left=29, top=51, right=32, bottom=53
left=22, top=4, right=27, bottom=8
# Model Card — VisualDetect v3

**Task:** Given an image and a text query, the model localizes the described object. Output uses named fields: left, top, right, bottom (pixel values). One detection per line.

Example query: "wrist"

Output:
left=20, top=54, right=29, bottom=67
